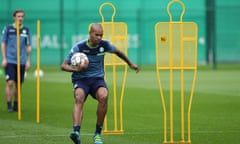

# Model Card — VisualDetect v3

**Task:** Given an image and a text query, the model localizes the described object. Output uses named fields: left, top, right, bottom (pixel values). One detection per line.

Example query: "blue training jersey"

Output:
left=1, top=24, right=31, bottom=64
left=65, top=39, right=116, bottom=80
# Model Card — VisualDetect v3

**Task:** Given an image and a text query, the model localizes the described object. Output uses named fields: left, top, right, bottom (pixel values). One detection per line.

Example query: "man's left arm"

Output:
left=25, top=45, right=31, bottom=70
left=114, top=48, right=139, bottom=73
left=25, top=28, right=32, bottom=70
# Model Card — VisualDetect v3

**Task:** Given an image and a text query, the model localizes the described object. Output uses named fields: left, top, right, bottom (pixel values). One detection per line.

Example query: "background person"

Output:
left=1, top=9, right=32, bottom=112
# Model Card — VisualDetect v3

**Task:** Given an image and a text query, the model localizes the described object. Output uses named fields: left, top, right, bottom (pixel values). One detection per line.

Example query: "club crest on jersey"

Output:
left=99, top=47, right=104, bottom=53
left=97, top=47, right=105, bottom=56
left=22, top=30, right=27, bottom=34
left=20, top=29, right=28, bottom=37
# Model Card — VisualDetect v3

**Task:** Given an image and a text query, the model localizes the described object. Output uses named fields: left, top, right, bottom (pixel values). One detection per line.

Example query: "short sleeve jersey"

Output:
left=65, top=39, right=116, bottom=80
left=1, top=24, right=31, bottom=64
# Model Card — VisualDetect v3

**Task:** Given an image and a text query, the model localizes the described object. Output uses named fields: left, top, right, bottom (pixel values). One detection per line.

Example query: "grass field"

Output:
left=0, top=64, right=240, bottom=144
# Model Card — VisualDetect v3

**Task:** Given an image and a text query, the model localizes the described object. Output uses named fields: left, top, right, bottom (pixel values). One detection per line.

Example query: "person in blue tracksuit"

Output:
left=1, top=9, right=32, bottom=112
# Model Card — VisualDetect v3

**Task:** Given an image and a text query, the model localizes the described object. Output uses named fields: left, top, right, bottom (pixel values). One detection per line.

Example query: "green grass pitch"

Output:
left=0, top=64, right=239, bottom=144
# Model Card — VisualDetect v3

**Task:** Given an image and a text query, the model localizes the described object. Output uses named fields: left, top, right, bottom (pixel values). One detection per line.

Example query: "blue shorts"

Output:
left=72, top=77, right=107, bottom=99
left=5, top=63, right=26, bottom=83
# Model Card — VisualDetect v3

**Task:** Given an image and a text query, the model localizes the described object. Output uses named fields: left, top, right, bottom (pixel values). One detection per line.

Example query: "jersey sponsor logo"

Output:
left=82, top=49, right=90, bottom=53
left=9, top=29, right=15, bottom=32
left=97, top=53, right=105, bottom=56
left=20, top=33, right=28, bottom=37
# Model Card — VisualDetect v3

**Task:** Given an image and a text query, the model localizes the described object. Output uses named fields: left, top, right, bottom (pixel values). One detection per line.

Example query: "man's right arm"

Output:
left=61, top=60, right=86, bottom=72
left=1, top=26, right=8, bottom=68
left=1, top=42, right=7, bottom=68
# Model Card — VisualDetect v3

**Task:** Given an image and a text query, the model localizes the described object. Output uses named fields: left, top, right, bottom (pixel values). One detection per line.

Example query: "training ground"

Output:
left=0, top=64, right=239, bottom=144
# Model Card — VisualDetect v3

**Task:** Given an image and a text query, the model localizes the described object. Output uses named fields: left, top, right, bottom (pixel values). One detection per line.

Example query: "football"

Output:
left=34, top=69, right=44, bottom=77
left=71, top=52, right=89, bottom=69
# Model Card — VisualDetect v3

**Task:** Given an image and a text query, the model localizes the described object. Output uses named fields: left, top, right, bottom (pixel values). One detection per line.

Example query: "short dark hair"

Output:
left=13, top=9, right=25, bottom=17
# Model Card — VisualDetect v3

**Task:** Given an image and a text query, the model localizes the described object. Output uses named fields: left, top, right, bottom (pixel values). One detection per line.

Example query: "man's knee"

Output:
left=6, top=80, right=15, bottom=87
left=74, top=88, right=85, bottom=103
left=96, top=87, right=108, bottom=103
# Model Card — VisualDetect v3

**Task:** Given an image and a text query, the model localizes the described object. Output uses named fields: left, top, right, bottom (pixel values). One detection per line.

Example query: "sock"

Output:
left=95, top=124, right=103, bottom=135
left=73, top=125, right=80, bottom=132
left=13, top=101, right=18, bottom=110
left=7, top=102, right=12, bottom=109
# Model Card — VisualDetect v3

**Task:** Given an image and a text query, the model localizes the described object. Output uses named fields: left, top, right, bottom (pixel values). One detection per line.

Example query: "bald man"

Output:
left=61, top=23, right=139, bottom=144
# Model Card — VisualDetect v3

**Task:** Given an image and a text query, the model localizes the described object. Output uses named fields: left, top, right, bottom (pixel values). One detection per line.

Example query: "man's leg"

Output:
left=13, top=84, right=19, bottom=111
left=6, top=80, right=14, bottom=112
left=14, top=66, right=26, bottom=111
left=94, top=87, right=108, bottom=144
left=70, top=88, right=85, bottom=144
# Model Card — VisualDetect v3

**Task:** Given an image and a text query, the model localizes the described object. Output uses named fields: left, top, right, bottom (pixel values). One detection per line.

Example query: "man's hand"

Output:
left=1, top=58, right=7, bottom=68
left=73, top=64, right=88, bottom=72
left=129, top=63, right=140, bottom=73
left=25, top=60, right=31, bottom=70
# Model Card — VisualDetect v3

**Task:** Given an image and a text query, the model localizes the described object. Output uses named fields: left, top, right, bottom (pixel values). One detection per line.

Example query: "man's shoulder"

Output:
left=3, top=24, right=13, bottom=30
left=2, top=25, right=14, bottom=35
left=2, top=24, right=29, bottom=32
left=22, top=26, right=29, bottom=29
left=100, top=39, right=110, bottom=44
left=22, top=26, right=30, bottom=32
left=76, top=39, right=87, bottom=47
left=73, top=39, right=87, bottom=50
left=6, top=24, right=13, bottom=28
left=99, top=40, right=113, bottom=47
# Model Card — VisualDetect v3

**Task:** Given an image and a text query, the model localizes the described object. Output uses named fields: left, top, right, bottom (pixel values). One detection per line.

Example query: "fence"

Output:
left=0, top=0, right=240, bottom=65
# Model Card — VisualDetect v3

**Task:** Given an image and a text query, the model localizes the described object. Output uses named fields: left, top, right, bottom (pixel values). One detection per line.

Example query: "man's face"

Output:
left=90, top=28, right=103, bottom=46
left=14, top=12, right=24, bottom=25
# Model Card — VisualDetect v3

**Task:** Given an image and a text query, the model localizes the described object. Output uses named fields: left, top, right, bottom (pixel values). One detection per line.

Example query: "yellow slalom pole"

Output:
left=111, top=23, right=118, bottom=132
left=36, top=20, right=41, bottom=123
left=180, top=23, right=185, bottom=142
left=16, top=20, right=22, bottom=120
left=169, top=22, right=174, bottom=143
left=113, top=60, right=118, bottom=131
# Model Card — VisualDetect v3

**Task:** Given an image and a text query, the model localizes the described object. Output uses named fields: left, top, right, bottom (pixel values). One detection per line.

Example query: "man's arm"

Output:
left=1, top=26, right=8, bottom=68
left=1, top=42, right=7, bottom=68
left=61, top=60, right=87, bottom=72
left=25, top=45, right=31, bottom=70
left=114, top=48, right=139, bottom=73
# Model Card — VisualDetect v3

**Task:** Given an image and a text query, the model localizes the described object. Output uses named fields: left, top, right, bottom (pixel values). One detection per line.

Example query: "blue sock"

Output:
left=73, top=125, right=80, bottom=132
left=95, top=124, right=102, bottom=134
left=7, top=102, right=12, bottom=109
left=13, top=101, right=18, bottom=110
